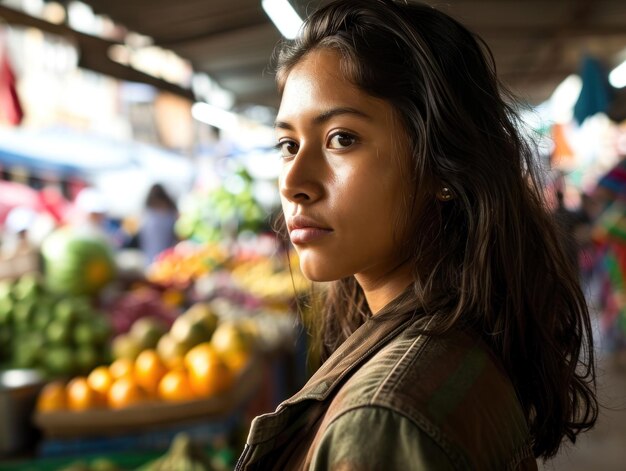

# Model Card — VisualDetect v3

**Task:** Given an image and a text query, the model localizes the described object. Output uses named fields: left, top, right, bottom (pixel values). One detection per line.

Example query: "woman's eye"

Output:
left=276, top=140, right=299, bottom=158
left=328, top=133, right=357, bottom=149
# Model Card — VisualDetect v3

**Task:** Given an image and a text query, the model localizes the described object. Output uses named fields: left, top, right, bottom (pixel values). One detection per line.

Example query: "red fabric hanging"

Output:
left=0, top=43, right=24, bottom=126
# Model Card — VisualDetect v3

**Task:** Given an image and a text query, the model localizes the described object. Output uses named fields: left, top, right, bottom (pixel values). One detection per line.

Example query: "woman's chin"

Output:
left=300, top=267, right=335, bottom=282
left=295, top=248, right=355, bottom=282
left=299, top=259, right=344, bottom=283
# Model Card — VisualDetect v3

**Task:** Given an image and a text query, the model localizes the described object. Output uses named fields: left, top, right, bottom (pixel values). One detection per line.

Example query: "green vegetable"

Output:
left=75, top=345, right=99, bottom=372
left=13, top=273, right=41, bottom=300
left=138, top=433, right=215, bottom=471
left=90, top=457, right=122, bottom=471
left=0, top=273, right=111, bottom=377
left=0, top=280, right=14, bottom=301
left=46, top=320, right=71, bottom=344
left=175, top=167, right=268, bottom=243
left=44, top=346, right=76, bottom=376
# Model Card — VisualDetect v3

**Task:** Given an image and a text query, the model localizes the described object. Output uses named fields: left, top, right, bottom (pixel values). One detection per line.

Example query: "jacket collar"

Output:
left=282, top=288, right=422, bottom=406
left=246, top=287, right=422, bottom=445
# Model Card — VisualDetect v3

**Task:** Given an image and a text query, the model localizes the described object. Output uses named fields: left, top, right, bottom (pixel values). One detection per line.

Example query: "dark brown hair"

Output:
left=274, top=0, right=597, bottom=460
left=145, top=183, right=177, bottom=211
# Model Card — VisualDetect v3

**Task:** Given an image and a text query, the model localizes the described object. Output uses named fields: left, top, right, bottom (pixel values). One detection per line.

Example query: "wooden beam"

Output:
left=477, top=25, right=626, bottom=39
left=0, top=5, right=194, bottom=100
left=158, top=18, right=270, bottom=48
left=511, top=0, right=597, bottom=92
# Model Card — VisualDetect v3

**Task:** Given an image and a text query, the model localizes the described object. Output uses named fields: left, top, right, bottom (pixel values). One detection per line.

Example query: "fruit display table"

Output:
left=0, top=234, right=310, bottom=470
left=33, top=358, right=262, bottom=439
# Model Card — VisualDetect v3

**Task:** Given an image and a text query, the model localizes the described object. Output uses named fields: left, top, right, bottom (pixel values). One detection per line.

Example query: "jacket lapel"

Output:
left=246, top=289, right=422, bottom=447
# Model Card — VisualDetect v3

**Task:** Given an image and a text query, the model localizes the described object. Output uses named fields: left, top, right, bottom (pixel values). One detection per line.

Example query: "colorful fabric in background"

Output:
left=592, top=159, right=626, bottom=351
left=551, top=124, right=575, bottom=168
left=596, top=158, right=626, bottom=198
left=596, top=201, right=626, bottom=243
left=599, top=242, right=626, bottom=351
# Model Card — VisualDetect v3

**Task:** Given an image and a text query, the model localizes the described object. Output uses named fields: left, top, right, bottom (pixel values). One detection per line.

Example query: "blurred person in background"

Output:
left=236, top=1, right=598, bottom=470
left=551, top=172, right=587, bottom=272
left=138, top=183, right=178, bottom=265
left=577, top=192, right=597, bottom=287
left=549, top=175, right=594, bottom=288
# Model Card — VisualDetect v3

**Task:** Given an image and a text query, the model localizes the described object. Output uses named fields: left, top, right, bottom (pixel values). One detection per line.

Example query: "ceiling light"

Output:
left=262, top=0, right=303, bottom=40
left=609, top=60, right=626, bottom=89
left=67, top=1, right=96, bottom=35
left=42, top=2, right=66, bottom=24
left=108, top=44, right=131, bottom=66
left=191, top=102, right=238, bottom=130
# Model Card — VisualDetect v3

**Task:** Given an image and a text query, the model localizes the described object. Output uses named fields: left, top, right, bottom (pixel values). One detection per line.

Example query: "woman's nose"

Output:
left=279, top=146, right=324, bottom=205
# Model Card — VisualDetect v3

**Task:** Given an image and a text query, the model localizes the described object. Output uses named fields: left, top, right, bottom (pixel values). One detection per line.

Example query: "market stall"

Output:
left=0, top=126, right=194, bottom=218
left=0, top=225, right=309, bottom=469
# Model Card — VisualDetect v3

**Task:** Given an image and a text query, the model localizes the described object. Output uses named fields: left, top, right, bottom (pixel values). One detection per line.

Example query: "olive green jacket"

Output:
left=236, top=293, right=537, bottom=470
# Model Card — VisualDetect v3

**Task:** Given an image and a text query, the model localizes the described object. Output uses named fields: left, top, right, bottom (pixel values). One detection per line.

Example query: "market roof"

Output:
left=3, top=0, right=626, bottom=115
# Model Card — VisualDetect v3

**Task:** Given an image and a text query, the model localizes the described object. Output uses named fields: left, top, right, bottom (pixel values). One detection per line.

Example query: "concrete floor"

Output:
left=539, top=352, right=626, bottom=471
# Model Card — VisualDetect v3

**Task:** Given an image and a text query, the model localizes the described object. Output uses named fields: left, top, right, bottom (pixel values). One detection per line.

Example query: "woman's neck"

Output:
left=355, top=260, right=414, bottom=315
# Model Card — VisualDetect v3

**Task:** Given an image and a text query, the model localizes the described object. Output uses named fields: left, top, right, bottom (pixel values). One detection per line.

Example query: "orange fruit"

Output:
left=184, top=342, right=233, bottom=397
left=222, top=350, right=250, bottom=372
left=109, top=358, right=134, bottom=380
left=161, top=288, right=185, bottom=308
left=67, top=377, right=101, bottom=411
left=108, top=377, right=145, bottom=409
left=157, top=369, right=195, bottom=402
left=36, top=381, right=67, bottom=413
left=134, top=349, right=167, bottom=396
left=87, top=366, right=114, bottom=396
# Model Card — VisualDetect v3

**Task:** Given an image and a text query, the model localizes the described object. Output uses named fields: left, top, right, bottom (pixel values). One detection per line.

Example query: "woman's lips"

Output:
left=289, top=227, right=333, bottom=244
left=287, top=215, right=333, bottom=244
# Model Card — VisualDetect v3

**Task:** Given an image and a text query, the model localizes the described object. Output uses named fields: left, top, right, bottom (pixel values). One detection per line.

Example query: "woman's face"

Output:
left=276, top=48, right=412, bottom=284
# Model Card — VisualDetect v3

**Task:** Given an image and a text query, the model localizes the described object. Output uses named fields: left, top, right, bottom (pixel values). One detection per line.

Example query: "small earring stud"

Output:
left=436, top=187, right=454, bottom=202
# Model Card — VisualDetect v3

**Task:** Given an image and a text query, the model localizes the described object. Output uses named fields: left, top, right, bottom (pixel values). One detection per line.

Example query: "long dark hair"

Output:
left=145, top=183, right=177, bottom=211
left=274, top=0, right=597, bottom=460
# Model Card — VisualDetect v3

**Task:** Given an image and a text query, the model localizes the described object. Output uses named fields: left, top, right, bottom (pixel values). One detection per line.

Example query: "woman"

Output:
left=138, top=183, right=178, bottom=264
left=237, top=1, right=597, bottom=469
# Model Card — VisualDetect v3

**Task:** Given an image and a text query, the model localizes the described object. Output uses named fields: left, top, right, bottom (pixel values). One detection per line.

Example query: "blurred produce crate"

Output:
left=37, top=416, right=239, bottom=458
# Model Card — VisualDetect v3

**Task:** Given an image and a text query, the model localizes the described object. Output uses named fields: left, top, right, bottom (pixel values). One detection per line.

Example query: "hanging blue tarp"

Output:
left=0, top=126, right=194, bottom=216
left=573, top=55, right=613, bottom=125
left=0, top=126, right=140, bottom=176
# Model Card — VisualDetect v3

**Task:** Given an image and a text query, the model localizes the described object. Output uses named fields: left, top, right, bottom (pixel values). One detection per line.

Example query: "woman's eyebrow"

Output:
left=274, top=107, right=372, bottom=130
left=313, top=107, right=372, bottom=124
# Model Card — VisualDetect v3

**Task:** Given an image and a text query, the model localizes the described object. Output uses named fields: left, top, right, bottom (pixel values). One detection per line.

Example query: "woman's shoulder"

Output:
left=331, top=319, right=514, bottom=408
left=323, top=321, right=535, bottom=470
left=311, top=403, right=536, bottom=471
left=310, top=405, right=459, bottom=470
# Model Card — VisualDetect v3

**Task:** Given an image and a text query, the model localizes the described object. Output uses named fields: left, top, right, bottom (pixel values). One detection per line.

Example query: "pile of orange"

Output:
left=36, top=342, right=245, bottom=413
